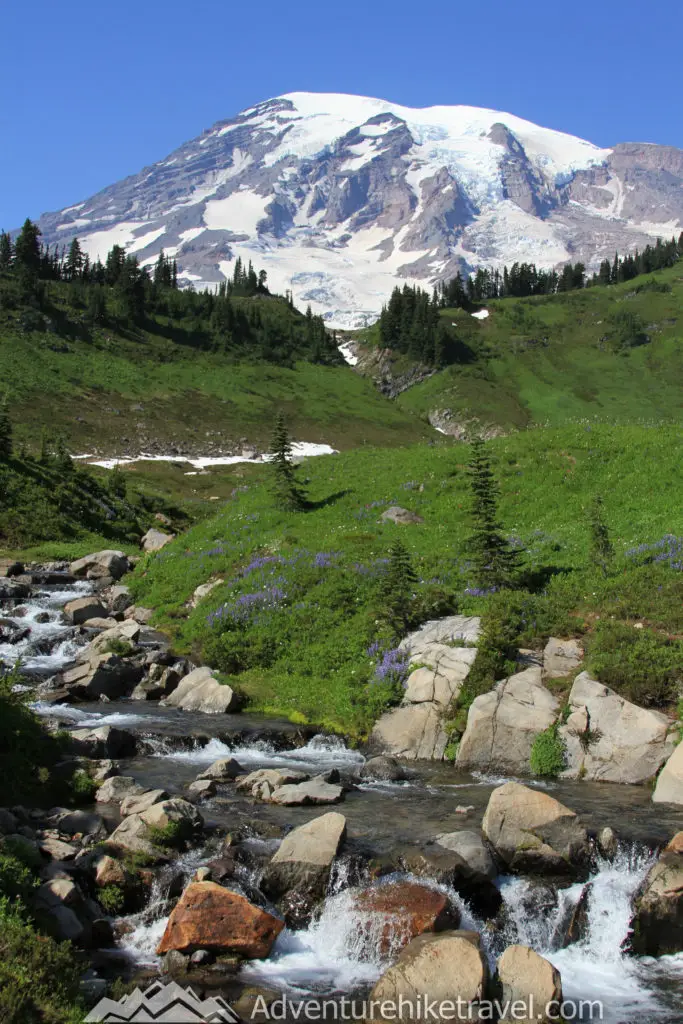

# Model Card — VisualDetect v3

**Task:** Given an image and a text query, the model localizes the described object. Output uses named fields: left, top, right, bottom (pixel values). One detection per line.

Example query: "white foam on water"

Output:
left=0, top=580, right=94, bottom=673
left=156, top=734, right=365, bottom=772
left=31, top=702, right=164, bottom=729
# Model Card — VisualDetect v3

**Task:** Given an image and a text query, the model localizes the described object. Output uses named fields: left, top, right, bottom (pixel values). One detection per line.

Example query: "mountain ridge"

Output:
left=37, top=92, right=683, bottom=327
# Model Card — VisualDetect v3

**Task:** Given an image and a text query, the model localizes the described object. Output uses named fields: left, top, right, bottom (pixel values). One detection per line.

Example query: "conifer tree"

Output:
left=64, top=238, right=84, bottom=280
left=14, top=219, right=42, bottom=275
left=467, top=436, right=520, bottom=590
left=380, top=539, right=418, bottom=632
left=587, top=495, right=613, bottom=576
left=0, top=398, right=12, bottom=459
left=268, top=412, right=307, bottom=511
left=0, top=231, right=13, bottom=271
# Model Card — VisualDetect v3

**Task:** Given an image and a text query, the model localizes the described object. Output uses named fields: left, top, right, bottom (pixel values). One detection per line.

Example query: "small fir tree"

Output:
left=588, top=495, right=613, bottom=576
left=467, top=436, right=520, bottom=590
left=380, top=539, right=418, bottom=633
left=0, top=398, right=12, bottom=459
left=268, top=412, right=307, bottom=511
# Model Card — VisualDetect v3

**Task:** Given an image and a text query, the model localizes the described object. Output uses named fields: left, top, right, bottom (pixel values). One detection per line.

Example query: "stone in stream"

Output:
left=39, top=836, right=79, bottom=861
left=131, top=663, right=184, bottom=701
left=268, top=777, right=344, bottom=806
left=0, top=579, right=32, bottom=601
left=397, top=834, right=500, bottom=917
left=70, top=726, right=137, bottom=759
left=351, top=881, right=459, bottom=955
left=120, top=788, right=169, bottom=817
left=96, top=776, right=143, bottom=806
left=652, top=739, right=683, bottom=804
left=261, top=811, right=346, bottom=900
left=69, top=550, right=130, bottom=580
left=482, top=782, right=590, bottom=876
left=629, top=831, right=683, bottom=955
left=162, top=665, right=239, bottom=713
left=62, top=648, right=143, bottom=701
left=0, top=558, right=24, bottom=577
left=91, top=759, right=119, bottom=782
left=82, top=617, right=119, bottom=630
left=359, top=755, right=409, bottom=782
left=368, top=931, right=487, bottom=1022
left=495, top=945, right=563, bottom=1024
left=187, top=779, right=217, bottom=801
left=456, top=666, right=559, bottom=774
left=197, top=757, right=244, bottom=782
left=63, top=596, right=108, bottom=625
left=0, top=619, right=30, bottom=644
left=558, top=672, right=677, bottom=784
left=93, top=854, right=129, bottom=888
left=236, top=768, right=308, bottom=798
left=156, top=882, right=284, bottom=958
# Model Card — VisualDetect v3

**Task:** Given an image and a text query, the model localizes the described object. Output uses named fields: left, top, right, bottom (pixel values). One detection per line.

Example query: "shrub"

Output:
left=459, top=591, right=526, bottom=708
left=98, top=884, right=125, bottom=916
left=0, top=850, right=37, bottom=902
left=147, top=820, right=194, bottom=850
left=530, top=723, right=567, bottom=777
left=587, top=621, right=682, bottom=708
left=103, top=638, right=133, bottom=657
left=70, top=769, right=98, bottom=804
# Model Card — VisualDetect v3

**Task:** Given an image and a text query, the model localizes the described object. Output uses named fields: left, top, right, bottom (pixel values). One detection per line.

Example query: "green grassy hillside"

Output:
left=130, top=423, right=683, bottom=735
left=356, top=264, right=683, bottom=430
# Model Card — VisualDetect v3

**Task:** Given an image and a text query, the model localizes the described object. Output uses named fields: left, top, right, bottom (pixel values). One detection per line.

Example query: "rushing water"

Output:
left=4, top=579, right=683, bottom=1020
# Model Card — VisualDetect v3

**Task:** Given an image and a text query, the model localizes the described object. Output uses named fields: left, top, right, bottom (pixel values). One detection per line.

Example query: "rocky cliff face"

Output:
left=38, top=92, right=683, bottom=327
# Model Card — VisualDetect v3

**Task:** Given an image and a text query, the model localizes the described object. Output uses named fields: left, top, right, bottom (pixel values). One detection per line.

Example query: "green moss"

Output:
left=98, top=884, right=125, bottom=916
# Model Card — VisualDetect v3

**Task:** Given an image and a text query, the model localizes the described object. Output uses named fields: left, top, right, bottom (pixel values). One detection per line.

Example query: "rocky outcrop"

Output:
left=368, top=931, right=487, bottom=1022
left=495, top=945, right=563, bottom=1024
left=630, top=832, right=683, bottom=955
left=456, top=666, right=559, bottom=774
left=380, top=506, right=424, bottom=525
left=351, top=881, right=458, bottom=954
left=370, top=615, right=480, bottom=760
left=541, top=637, right=583, bottom=680
left=261, top=811, right=346, bottom=900
left=482, top=782, right=589, bottom=875
left=162, top=665, right=239, bottom=714
left=69, top=550, right=130, bottom=580
left=652, top=740, right=683, bottom=804
left=558, top=672, right=677, bottom=784
left=156, top=882, right=284, bottom=958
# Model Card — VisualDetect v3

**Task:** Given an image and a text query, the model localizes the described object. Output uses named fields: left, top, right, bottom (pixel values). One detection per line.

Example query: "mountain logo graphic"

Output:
left=84, top=979, right=243, bottom=1022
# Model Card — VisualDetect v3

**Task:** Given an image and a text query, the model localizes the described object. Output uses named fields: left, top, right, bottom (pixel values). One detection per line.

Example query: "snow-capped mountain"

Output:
left=38, top=92, right=683, bottom=327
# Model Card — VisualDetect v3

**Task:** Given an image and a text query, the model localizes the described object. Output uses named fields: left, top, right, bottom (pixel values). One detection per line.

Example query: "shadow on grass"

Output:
left=518, top=564, right=574, bottom=593
left=306, top=489, right=352, bottom=511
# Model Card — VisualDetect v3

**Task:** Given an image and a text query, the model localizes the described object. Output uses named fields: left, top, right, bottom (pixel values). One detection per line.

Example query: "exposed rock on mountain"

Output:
left=37, top=93, right=683, bottom=327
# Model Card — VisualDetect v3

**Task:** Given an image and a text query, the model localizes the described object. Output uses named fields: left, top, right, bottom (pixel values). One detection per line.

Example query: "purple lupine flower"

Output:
left=371, top=646, right=410, bottom=688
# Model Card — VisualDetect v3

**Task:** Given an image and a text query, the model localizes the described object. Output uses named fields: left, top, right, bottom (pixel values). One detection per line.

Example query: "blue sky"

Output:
left=2, top=0, right=682, bottom=229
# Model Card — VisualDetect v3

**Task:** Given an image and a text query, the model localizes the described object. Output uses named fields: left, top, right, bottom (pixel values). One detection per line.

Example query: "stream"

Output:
left=3, top=576, right=683, bottom=1022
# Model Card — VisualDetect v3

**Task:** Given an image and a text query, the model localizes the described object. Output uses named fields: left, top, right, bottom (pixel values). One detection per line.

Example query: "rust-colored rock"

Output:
left=665, top=831, right=683, bottom=855
left=351, top=881, right=458, bottom=955
left=157, top=882, right=284, bottom=959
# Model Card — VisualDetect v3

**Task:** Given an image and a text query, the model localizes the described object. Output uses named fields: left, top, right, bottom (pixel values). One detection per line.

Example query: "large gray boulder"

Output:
left=63, top=596, right=107, bottom=625
left=653, top=742, right=683, bottom=804
left=162, top=665, right=239, bottom=714
left=69, top=726, right=137, bottom=759
left=369, top=702, right=448, bottom=760
left=630, top=833, right=683, bottom=955
left=542, top=637, right=583, bottom=680
left=434, top=830, right=497, bottom=884
left=96, top=776, right=143, bottom=806
left=197, top=757, right=244, bottom=782
left=269, top=777, right=344, bottom=806
left=482, top=782, right=590, bottom=875
left=261, top=811, right=346, bottom=899
left=368, top=932, right=487, bottom=1022
left=559, top=672, right=677, bottom=784
left=495, top=945, right=563, bottom=1024
left=69, top=550, right=130, bottom=580
left=457, top=666, right=559, bottom=773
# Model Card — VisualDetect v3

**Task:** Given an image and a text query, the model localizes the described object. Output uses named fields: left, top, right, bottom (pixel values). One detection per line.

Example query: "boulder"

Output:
left=40, top=836, right=79, bottom=861
left=33, top=879, right=87, bottom=943
left=157, top=882, right=284, bottom=958
left=399, top=616, right=480, bottom=708
left=187, top=779, right=217, bottom=801
left=495, top=945, right=563, bottom=1024
left=197, top=757, right=244, bottom=782
left=457, top=667, right=559, bottom=774
left=0, top=579, right=31, bottom=601
left=0, top=558, right=23, bottom=577
left=107, top=585, right=133, bottom=613
left=433, top=831, right=497, bottom=884
left=559, top=673, right=676, bottom=784
left=380, top=506, right=424, bottom=525
left=653, top=741, right=683, bottom=805
left=482, top=782, right=589, bottom=875
left=141, top=528, right=175, bottom=553
left=91, top=759, right=119, bottom=782
left=190, top=579, right=224, bottom=607
left=63, top=596, right=107, bottom=625
left=93, top=854, right=128, bottom=888
left=70, top=726, right=137, bottom=759
left=542, top=637, right=583, bottom=680
left=96, top=776, right=143, bottom=806
left=369, top=703, right=448, bottom=761
left=106, top=815, right=165, bottom=860
left=630, top=833, right=683, bottom=955
left=359, top=755, right=409, bottom=783
left=269, top=778, right=344, bottom=806
left=69, top=550, right=130, bottom=580
left=236, top=768, right=308, bottom=799
left=139, top=798, right=203, bottom=835
left=262, top=811, right=346, bottom=899
left=351, top=881, right=458, bottom=954
left=368, top=932, right=487, bottom=1022
left=131, top=664, right=183, bottom=701
left=90, top=620, right=141, bottom=651
left=50, top=809, right=105, bottom=837
left=162, top=665, right=239, bottom=714
left=120, top=789, right=169, bottom=817
left=82, top=617, right=118, bottom=630
left=400, top=615, right=482, bottom=655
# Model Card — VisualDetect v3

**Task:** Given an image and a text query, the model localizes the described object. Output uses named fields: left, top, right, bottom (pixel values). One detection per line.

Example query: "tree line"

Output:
left=0, top=219, right=340, bottom=366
